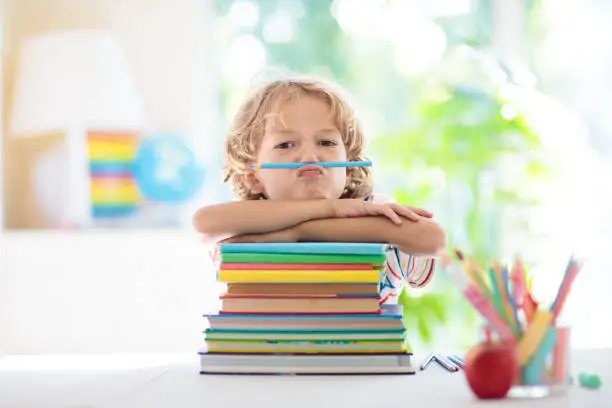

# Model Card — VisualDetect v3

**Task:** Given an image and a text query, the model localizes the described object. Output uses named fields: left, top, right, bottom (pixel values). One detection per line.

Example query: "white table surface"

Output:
left=0, top=349, right=609, bottom=408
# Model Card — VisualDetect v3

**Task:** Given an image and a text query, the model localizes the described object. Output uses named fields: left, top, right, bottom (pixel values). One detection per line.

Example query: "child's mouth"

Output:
left=299, top=170, right=323, bottom=178
left=297, top=164, right=324, bottom=178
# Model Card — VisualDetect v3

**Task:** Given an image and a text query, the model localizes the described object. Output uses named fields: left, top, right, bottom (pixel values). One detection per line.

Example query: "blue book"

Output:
left=204, top=305, right=403, bottom=320
left=218, top=242, right=393, bottom=255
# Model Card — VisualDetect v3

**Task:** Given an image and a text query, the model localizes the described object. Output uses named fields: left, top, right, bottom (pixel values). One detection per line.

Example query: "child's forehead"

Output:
left=264, top=94, right=336, bottom=127
left=267, top=91, right=331, bottom=113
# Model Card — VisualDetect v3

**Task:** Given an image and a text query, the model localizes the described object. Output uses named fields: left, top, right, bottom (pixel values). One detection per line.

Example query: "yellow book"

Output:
left=217, top=269, right=380, bottom=283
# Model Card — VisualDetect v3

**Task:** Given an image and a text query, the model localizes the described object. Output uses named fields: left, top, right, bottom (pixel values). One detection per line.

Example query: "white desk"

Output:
left=0, top=350, right=608, bottom=408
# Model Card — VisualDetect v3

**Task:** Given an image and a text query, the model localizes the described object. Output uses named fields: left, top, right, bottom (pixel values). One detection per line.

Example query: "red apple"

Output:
left=464, top=340, right=519, bottom=399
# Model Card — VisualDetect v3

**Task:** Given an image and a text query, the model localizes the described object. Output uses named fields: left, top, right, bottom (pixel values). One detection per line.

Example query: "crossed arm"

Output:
left=193, top=198, right=446, bottom=257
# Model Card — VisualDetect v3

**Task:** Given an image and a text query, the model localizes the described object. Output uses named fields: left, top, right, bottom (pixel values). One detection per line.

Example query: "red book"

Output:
left=220, top=263, right=374, bottom=270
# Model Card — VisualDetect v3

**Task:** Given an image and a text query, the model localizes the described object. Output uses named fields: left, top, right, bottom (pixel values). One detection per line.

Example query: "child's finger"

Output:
left=377, top=205, right=402, bottom=225
left=406, top=206, right=433, bottom=217
left=394, top=204, right=420, bottom=222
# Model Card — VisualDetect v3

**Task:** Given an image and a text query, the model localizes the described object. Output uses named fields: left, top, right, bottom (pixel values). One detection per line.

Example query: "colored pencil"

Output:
left=464, top=285, right=516, bottom=342
left=487, top=266, right=508, bottom=326
left=433, top=354, right=459, bottom=372
left=447, top=355, right=465, bottom=369
left=552, top=326, right=570, bottom=383
left=501, top=266, right=521, bottom=333
left=550, top=256, right=583, bottom=321
left=454, top=250, right=493, bottom=301
left=420, top=352, right=435, bottom=371
left=251, top=161, right=372, bottom=169
left=510, top=256, right=527, bottom=308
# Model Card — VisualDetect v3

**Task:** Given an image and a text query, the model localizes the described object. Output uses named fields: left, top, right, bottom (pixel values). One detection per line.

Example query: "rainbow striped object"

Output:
left=87, top=131, right=141, bottom=218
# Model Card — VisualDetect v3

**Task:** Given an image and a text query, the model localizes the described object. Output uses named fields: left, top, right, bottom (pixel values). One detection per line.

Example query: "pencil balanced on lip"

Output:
left=250, top=160, right=373, bottom=169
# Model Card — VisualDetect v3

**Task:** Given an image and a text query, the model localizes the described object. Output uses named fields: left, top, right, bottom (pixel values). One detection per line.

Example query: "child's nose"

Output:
left=299, top=144, right=319, bottom=163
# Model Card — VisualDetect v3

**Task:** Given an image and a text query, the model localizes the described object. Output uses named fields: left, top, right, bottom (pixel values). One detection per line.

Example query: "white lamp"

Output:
left=8, top=29, right=147, bottom=227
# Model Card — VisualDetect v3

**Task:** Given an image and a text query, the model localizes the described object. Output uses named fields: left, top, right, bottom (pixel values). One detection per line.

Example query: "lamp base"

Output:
left=32, top=141, right=92, bottom=229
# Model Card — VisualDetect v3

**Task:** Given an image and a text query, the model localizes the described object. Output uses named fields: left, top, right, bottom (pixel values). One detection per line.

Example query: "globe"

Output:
left=133, top=134, right=205, bottom=203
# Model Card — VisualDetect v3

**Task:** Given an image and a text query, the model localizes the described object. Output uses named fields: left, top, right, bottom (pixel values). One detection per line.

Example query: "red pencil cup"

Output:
left=509, top=326, right=571, bottom=399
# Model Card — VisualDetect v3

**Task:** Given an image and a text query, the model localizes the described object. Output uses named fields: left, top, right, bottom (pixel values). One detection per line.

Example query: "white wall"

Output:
left=0, top=0, right=227, bottom=355
left=0, top=231, right=222, bottom=354
left=2, top=0, right=222, bottom=229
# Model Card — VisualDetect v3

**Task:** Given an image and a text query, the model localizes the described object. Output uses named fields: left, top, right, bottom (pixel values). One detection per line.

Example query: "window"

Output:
left=203, top=0, right=612, bottom=348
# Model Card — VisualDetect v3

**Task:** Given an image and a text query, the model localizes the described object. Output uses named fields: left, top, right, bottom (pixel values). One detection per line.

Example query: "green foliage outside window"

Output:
left=213, top=0, right=551, bottom=347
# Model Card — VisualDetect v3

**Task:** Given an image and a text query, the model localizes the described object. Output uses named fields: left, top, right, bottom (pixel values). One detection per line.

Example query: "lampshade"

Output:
left=8, top=28, right=147, bottom=137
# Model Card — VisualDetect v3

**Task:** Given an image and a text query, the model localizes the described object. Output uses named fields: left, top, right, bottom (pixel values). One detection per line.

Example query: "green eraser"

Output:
left=578, top=372, right=602, bottom=389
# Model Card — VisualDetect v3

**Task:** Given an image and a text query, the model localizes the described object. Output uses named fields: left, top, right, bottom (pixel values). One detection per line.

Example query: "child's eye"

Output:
left=319, top=140, right=338, bottom=147
left=274, top=141, right=295, bottom=149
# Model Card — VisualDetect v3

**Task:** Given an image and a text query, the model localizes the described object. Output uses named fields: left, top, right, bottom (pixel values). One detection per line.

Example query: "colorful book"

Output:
left=217, top=269, right=381, bottom=283
left=221, top=252, right=387, bottom=265
left=219, top=294, right=380, bottom=314
left=204, top=305, right=404, bottom=331
left=204, top=340, right=407, bottom=354
left=203, top=329, right=406, bottom=341
left=205, top=317, right=404, bottom=331
left=206, top=304, right=402, bottom=319
left=220, top=263, right=375, bottom=270
left=225, top=283, right=379, bottom=296
left=218, top=242, right=392, bottom=255
left=198, top=352, right=415, bottom=375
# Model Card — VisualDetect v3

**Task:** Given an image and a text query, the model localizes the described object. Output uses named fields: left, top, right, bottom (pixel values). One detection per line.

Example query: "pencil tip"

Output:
left=454, top=248, right=464, bottom=260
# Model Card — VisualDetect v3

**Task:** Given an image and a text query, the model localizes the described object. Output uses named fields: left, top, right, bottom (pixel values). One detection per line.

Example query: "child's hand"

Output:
left=331, top=199, right=432, bottom=225
left=218, top=226, right=298, bottom=244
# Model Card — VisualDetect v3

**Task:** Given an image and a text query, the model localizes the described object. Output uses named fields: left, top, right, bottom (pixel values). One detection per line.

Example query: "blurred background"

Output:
left=1, top=0, right=612, bottom=356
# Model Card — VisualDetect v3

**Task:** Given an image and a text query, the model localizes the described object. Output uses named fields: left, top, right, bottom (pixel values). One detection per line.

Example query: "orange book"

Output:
left=219, top=294, right=380, bottom=314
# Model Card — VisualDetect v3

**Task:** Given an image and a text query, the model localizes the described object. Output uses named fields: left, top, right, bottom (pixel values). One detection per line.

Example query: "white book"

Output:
left=198, top=352, right=415, bottom=375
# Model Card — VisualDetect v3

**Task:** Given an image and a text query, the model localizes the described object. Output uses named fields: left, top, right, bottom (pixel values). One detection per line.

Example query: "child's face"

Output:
left=251, top=94, right=349, bottom=200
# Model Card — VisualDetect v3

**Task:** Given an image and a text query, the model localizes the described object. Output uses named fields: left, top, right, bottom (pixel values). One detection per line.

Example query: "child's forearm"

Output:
left=295, top=216, right=446, bottom=256
left=193, top=199, right=333, bottom=241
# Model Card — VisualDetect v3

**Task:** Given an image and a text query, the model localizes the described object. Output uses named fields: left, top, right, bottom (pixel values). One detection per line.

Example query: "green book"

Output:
left=205, top=339, right=403, bottom=344
left=221, top=252, right=387, bottom=265
left=204, top=328, right=406, bottom=340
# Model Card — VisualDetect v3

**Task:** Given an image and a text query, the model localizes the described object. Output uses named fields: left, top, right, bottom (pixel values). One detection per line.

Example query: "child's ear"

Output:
left=241, top=172, right=265, bottom=195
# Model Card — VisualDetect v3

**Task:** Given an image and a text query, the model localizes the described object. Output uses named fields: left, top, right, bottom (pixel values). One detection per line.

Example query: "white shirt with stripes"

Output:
left=364, top=193, right=437, bottom=304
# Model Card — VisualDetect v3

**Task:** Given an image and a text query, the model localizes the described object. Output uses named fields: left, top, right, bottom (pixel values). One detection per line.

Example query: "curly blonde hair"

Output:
left=222, top=76, right=373, bottom=200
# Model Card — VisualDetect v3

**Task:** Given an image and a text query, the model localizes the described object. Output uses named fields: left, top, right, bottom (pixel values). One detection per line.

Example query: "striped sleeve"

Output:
left=366, top=192, right=437, bottom=304
left=379, top=247, right=437, bottom=303
left=209, top=245, right=221, bottom=269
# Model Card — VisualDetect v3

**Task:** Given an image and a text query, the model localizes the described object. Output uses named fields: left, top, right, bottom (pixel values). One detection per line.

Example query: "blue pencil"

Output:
left=447, top=355, right=465, bottom=369
left=433, top=355, right=459, bottom=372
left=251, top=161, right=372, bottom=169
left=501, top=267, right=521, bottom=332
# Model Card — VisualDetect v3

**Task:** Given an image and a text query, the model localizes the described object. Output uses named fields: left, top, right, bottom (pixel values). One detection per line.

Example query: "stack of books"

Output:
left=199, top=242, right=415, bottom=374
